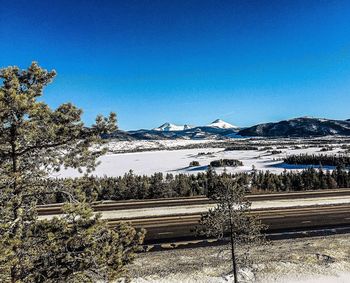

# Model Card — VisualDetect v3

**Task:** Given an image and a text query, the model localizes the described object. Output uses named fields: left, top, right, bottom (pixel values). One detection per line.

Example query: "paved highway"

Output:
left=36, top=189, right=350, bottom=247
left=107, top=204, right=350, bottom=243
left=37, top=188, right=350, bottom=215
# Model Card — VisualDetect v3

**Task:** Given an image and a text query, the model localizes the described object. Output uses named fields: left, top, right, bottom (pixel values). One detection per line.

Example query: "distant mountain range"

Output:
left=153, top=119, right=238, bottom=132
left=105, top=117, right=350, bottom=140
left=105, top=119, right=240, bottom=140
left=239, top=117, right=350, bottom=137
left=153, top=123, right=194, bottom=132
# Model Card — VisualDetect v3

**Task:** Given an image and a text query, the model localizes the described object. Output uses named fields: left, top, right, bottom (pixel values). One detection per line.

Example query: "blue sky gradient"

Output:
left=1, top=0, right=350, bottom=129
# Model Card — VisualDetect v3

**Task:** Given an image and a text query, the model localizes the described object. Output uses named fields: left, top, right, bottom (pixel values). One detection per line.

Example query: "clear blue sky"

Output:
left=1, top=0, right=350, bottom=130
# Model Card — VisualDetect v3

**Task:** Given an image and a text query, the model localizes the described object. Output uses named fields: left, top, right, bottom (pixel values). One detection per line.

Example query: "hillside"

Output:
left=239, top=117, right=350, bottom=137
left=105, top=117, right=350, bottom=140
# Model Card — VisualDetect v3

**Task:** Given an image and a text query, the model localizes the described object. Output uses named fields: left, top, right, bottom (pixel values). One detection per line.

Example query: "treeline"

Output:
left=225, top=146, right=258, bottom=151
left=284, top=154, right=350, bottom=167
left=40, top=167, right=350, bottom=204
left=251, top=167, right=349, bottom=192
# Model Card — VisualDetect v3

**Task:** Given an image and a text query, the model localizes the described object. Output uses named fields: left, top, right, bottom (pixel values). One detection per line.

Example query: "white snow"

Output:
left=107, top=139, right=224, bottom=152
left=57, top=145, right=342, bottom=178
left=276, top=273, right=350, bottom=283
left=207, top=119, right=239, bottom=129
left=151, top=119, right=239, bottom=131
left=153, top=123, right=194, bottom=131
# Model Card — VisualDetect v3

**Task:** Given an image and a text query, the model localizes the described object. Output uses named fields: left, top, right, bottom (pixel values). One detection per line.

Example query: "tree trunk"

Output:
left=227, top=201, right=238, bottom=283
left=10, top=123, right=20, bottom=283
left=10, top=124, right=18, bottom=194
left=229, top=220, right=238, bottom=283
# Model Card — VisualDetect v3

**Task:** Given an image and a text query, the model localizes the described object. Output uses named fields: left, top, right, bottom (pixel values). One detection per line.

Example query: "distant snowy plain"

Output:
left=56, top=139, right=343, bottom=178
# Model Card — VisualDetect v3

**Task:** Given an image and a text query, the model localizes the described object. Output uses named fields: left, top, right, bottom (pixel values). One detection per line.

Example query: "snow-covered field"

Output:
left=107, top=139, right=226, bottom=152
left=57, top=139, right=345, bottom=178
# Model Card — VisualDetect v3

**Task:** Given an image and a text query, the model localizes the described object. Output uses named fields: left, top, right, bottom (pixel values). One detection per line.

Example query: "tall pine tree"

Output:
left=0, top=62, right=144, bottom=282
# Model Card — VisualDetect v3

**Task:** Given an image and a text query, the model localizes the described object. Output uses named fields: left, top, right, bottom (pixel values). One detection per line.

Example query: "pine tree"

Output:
left=206, top=166, right=217, bottom=197
left=196, top=177, right=266, bottom=282
left=0, top=62, right=144, bottom=282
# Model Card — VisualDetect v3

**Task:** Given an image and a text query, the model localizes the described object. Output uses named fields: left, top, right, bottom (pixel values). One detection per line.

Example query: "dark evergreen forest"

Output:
left=284, top=154, right=350, bottom=167
left=40, top=167, right=350, bottom=204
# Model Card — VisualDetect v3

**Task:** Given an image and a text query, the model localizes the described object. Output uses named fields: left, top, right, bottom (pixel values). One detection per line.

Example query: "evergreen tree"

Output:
left=196, top=177, right=266, bottom=282
left=206, top=166, right=217, bottom=197
left=0, top=62, right=143, bottom=282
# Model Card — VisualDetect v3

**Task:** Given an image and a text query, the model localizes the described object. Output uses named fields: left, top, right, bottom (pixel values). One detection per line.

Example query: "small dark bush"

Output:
left=225, top=146, right=258, bottom=151
left=189, top=161, right=200, bottom=167
left=269, top=150, right=282, bottom=155
left=197, top=152, right=214, bottom=156
left=210, top=159, right=243, bottom=167
left=320, top=147, right=333, bottom=152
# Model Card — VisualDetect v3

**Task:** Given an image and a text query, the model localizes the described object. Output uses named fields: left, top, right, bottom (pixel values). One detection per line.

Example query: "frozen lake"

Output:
left=55, top=142, right=342, bottom=178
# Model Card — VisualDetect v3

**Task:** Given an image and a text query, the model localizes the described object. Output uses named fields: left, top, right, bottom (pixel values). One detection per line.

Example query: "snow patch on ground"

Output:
left=56, top=145, right=343, bottom=178
left=276, top=272, right=350, bottom=283
left=107, top=139, right=224, bottom=152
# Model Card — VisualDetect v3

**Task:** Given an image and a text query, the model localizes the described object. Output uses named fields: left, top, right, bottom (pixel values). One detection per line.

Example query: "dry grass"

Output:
left=129, top=234, right=350, bottom=282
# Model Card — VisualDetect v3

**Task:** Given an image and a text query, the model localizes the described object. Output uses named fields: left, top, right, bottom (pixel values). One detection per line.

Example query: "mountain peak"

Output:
left=153, top=122, right=194, bottom=132
left=208, top=119, right=238, bottom=129
left=212, top=119, right=224, bottom=123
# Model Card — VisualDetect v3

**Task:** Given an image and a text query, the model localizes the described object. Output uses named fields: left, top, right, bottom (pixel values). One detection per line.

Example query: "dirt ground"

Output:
left=129, top=234, right=350, bottom=282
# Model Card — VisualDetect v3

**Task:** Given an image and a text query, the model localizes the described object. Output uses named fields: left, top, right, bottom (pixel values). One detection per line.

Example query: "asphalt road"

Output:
left=106, top=204, right=350, bottom=243
left=37, top=188, right=350, bottom=215
left=36, top=189, right=350, bottom=246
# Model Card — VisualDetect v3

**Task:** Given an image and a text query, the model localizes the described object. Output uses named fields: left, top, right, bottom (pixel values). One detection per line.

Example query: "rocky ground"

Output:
left=129, top=234, right=350, bottom=282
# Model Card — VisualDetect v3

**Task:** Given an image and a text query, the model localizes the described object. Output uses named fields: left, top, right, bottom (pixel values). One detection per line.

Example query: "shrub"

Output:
left=269, top=150, right=282, bottom=155
left=189, top=161, right=200, bottom=167
left=320, top=146, right=333, bottom=152
left=225, top=146, right=258, bottom=151
left=210, top=159, right=243, bottom=167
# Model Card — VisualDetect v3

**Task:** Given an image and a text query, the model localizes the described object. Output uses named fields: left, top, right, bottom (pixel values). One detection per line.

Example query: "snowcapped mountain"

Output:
left=104, top=117, right=350, bottom=140
left=153, top=119, right=238, bottom=131
left=105, top=119, right=241, bottom=140
left=153, top=122, right=194, bottom=131
left=207, top=119, right=238, bottom=129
